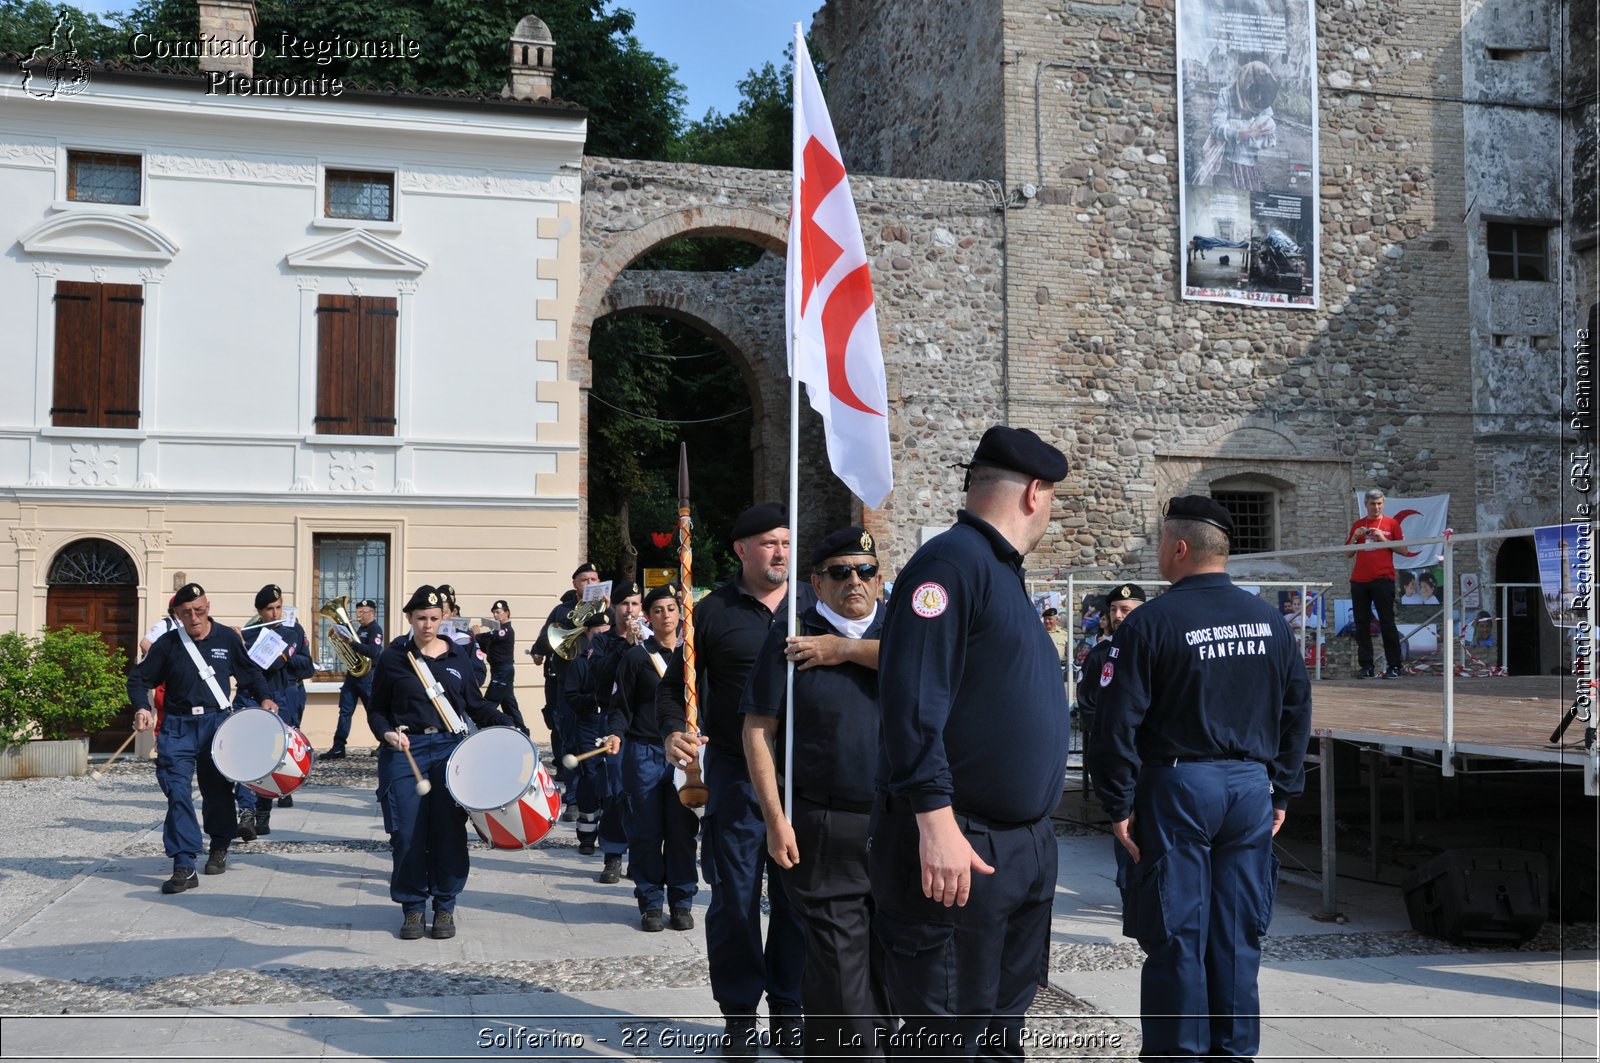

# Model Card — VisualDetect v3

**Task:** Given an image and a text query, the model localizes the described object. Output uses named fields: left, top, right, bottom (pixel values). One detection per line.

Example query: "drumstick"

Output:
left=561, top=746, right=610, bottom=770
left=399, top=742, right=432, bottom=796
left=90, top=729, right=140, bottom=781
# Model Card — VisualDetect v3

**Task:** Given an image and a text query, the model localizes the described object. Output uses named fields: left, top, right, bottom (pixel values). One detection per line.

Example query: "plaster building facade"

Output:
left=0, top=4, right=586, bottom=744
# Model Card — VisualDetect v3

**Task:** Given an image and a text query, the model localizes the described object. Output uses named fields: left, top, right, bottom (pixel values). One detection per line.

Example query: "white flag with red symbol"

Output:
left=786, top=25, right=893, bottom=510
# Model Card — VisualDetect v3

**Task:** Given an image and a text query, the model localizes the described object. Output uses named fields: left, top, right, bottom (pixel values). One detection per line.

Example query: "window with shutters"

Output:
left=314, top=294, right=398, bottom=436
left=51, top=281, right=142, bottom=429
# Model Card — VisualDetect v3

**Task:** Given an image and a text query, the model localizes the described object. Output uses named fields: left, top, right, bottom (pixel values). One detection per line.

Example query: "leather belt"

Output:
left=794, top=789, right=872, bottom=815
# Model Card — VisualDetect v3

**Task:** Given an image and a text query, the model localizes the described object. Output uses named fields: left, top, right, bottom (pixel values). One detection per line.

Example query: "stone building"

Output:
left=812, top=0, right=1594, bottom=670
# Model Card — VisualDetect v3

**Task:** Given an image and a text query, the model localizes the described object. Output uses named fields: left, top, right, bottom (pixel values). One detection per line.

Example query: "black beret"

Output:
left=491, top=599, right=509, bottom=613
left=613, top=579, right=638, bottom=601
left=1164, top=495, right=1234, bottom=536
left=967, top=426, right=1068, bottom=483
left=1105, top=583, right=1147, bottom=604
left=172, top=583, right=205, bottom=607
left=254, top=584, right=282, bottom=610
left=730, top=503, right=787, bottom=541
left=583, top=608, right=613, bottom=629
left=356, top=598, right=377, bottom=610
left=1041, top=607, right=1059, bottom=617
left=435, top=583, right=457, bottom=600
left=809, top=526, right=878, bottom=569
left=402, top=585, right=444, bottom=614
left=642, top=584, right=679, bottom=610
left=572, top=562, right=598, bottom=579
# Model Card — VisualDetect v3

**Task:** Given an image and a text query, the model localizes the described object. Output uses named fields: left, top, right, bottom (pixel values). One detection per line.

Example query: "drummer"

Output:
left=234, top=584, right=315, bottom=841
left=129, top=582, right=278, bottom=895
left=367, top=584, right=519, bottom=941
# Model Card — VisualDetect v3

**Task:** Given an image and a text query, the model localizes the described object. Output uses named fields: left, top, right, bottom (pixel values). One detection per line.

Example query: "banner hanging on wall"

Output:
left=1178, top=0, right=1319, bottom=309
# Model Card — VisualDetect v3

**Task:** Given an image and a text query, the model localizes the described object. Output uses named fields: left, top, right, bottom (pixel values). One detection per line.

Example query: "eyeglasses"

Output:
left=821, top=563, right=879, bottom=582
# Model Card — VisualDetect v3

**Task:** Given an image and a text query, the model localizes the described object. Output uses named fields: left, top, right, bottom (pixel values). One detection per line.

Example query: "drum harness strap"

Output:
left=176, top=625, right=233, bottom=715
left=647, top=651, right=666, bottom=677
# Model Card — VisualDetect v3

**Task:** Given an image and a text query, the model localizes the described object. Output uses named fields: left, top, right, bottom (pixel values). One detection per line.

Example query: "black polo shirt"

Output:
left=366, top=635, right=512, bottom=738
left=742, top=602, right=884, bottom=806
left=877, top=510, right=1071, bottom=824
left=610, top=637, right=678, bottom=741
left=476, top=622, right=516, bottom=668
left=129, top=622, right=269, bottom=714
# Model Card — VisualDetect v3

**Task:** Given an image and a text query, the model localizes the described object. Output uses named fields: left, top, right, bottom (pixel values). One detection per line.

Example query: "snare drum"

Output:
left=445, top=727, right=561, bottom=849
left=211, top=707, right=315, bottom=799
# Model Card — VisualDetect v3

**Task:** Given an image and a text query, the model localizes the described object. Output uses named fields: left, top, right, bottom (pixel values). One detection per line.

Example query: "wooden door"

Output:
left=46, top=586, right=139, bottom=751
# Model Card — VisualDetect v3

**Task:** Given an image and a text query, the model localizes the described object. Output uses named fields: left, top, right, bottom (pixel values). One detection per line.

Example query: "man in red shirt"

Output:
left=1346, top=488, right=1406, bottom=679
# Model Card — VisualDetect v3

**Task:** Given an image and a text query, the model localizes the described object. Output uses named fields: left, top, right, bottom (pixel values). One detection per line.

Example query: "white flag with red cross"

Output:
left=785, top=25, right=893, bottom=510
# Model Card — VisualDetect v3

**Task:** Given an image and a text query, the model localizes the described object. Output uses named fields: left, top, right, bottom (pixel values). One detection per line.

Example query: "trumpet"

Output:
left=319, top=595, right=372, bottom=678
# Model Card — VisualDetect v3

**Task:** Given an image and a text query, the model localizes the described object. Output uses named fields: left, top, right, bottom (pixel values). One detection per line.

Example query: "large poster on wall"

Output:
left=1178, top=0, right=1319, bottom=309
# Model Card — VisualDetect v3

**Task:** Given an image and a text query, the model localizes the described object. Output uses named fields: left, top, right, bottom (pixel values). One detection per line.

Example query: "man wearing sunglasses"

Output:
left=873, top=425, right=1071, bottom=1057
left=743, top=526, right=888, bottom=1059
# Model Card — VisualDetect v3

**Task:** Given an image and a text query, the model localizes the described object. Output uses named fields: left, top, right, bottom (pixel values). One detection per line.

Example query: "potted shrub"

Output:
left=0, top=628, right=128, bottom=779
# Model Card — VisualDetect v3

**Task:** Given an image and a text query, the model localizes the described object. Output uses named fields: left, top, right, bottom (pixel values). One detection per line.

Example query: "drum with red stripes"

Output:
left=211, top=706, right=315, bottom=799
left=445, top=726, right=561, bottom=849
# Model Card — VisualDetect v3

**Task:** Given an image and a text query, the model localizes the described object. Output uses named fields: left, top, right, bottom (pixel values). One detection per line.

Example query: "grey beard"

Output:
left=760, top=566, right=787, bottom=588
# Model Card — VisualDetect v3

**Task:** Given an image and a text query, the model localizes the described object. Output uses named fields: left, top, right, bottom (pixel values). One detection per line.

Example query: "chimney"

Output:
left=197, top=0, right=257, bottom=77
left=505, top=14, right=555, bottom=100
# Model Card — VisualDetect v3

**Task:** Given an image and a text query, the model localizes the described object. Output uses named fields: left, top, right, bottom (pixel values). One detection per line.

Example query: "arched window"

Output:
left=1209, top=476, right=1284, bottom=555
left=47, top=538, right=136, bottom=585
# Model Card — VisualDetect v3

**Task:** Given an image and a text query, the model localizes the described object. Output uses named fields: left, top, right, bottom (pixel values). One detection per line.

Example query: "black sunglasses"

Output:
left=821, top=562, right=879, bottom=582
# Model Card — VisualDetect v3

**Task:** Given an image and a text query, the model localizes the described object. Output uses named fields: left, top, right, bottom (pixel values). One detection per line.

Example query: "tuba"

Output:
left=548, top=597, right=606, bottom=661
left=319, top=596, right=372, bottom=678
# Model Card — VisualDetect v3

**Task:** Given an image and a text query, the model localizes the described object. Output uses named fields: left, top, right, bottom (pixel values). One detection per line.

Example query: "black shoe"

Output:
left=236, top=811, right=257, bottom=843
left=323, top=748, right=346, bottom=760
left=277, top=795, right=293, bottom=808
left=669, top=908, right=694, bottom=931
left=400, top=911, right=425, bottom=939
left=721, top=1015, right=758, bottom=1063
left=641, top=909, right=665, bottom=932
left=1382, top=666, right=1403, bottom=679
left=1358, top=666, right=1376, bottom=679
left=431, top=910, right=456, bottom=939
left=161, top=868, right=199, bottom=894
left=254, top=815, right=272, bottom=837
left=561, top=803, right=578, bottom=822
left=203, top=851, right=227, bottom=876
left=598, top=855, right=623, bottom=883
left=577, top=837, right=597, bottom=856
left=768, top=1014, right=804, bottom=1060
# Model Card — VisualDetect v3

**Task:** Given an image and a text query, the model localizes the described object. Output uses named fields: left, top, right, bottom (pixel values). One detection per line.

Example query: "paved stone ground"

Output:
left=0, top=759, right=1594, bottom=1061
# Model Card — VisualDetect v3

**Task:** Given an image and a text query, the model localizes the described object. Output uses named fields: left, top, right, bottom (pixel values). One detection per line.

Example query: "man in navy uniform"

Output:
left=235, top=584, right=316, bottom=840
left=129, top=582, right=278, bottom=893
left=1087, top=496, right=1312, bottom=1061
left=662, top=503, right=829, bottom=1058
left=325, top=598, right=383, bottom=759
left=1074, top=582, right=1146, bottom=750
left=872, top=426, right=1071, bottom=1057
left=477, top=599, right=526, bottom=732
left=744, top=525, right=887, bottom=1059
left=532, top=563, right=601, bottom=789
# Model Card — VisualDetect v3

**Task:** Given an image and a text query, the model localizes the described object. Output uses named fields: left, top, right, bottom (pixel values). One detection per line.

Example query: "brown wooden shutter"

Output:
left=359, top=297, right=398, bottom=436
left=99, top=284, right=143, bottom=428
left=314, top=294, right=360, bottom=434
left=51, top=281, right=99, bottom=428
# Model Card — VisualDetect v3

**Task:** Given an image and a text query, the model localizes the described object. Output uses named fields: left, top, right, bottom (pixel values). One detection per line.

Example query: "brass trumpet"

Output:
left=319, top=595, right=372, bottom=678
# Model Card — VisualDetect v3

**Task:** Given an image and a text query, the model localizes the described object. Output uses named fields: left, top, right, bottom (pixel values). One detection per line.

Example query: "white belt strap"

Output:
left=176, top=626, right=232, bottom=711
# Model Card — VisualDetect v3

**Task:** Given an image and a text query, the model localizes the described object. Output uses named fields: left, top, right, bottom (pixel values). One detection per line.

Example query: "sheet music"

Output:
left=583, top=580, right=611, bottom=603
left=331, top=623, right=356, bottom=641
left=247, top=627, right=287, bottom=669
left=283, top=606, right=298, bottom=627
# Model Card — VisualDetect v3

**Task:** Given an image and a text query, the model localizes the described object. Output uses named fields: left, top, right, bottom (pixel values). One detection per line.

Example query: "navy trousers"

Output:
left=155, top=711, right=237, bottom=870
left=332, top=675, right=372, bottom=750
left=378, top=733, right=470, bottom=914
left=703, top=743, right=806, bottom=1014
left=868, top=803, right=1057, bottom=1061
left=486, top=663, right=526, bottom=731
left=575, top=711, right=627, bottom=856
left=622, top=740, right=699, bottom=913
left=1121, top=760, right=1277, bottom=1061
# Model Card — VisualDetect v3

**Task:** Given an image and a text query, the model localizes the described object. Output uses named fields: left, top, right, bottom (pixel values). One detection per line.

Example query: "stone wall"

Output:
left=576, top=157, right=1005, bottom=572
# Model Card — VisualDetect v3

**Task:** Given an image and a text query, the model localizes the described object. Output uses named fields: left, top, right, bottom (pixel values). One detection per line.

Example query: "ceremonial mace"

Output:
left=677, top=443, right=710, bottom=808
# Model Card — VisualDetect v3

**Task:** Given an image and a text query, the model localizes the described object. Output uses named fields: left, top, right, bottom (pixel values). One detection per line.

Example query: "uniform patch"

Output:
left=1099, top=661, right=1115, bottom=687
left=1109, top=646, right=1119, bottom=658
left=910, top=581, right=949, bottom=618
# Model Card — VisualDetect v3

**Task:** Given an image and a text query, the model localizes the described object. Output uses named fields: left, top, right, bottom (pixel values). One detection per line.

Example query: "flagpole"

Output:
left=783, top=21, right=804, bottom=824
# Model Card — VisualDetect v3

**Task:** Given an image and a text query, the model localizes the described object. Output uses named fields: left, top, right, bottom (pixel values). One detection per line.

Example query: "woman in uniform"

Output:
left=367, top=585, right=516, bottom=940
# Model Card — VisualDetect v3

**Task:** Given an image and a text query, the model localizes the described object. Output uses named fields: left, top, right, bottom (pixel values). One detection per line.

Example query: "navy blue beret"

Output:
left=1164, top=496, right=1234, bottom=537
left=1105, top=583, right=1147, bottom=604
left=730, top=503, right=787, bottom=541
left=809, top=526, right=877, bottom=569
left=402, top=585, right=443, bottom=613
left=642, top=584, right=679, bottom=610
left=254, top=584, right=282, bottom=610
left=968, top=426, right=1068, bottom=483
left=172, top=583, right=205, bottom=607
left=613, top=579, right=638, bottom=601
left=572, top=562, right=598, bottom=579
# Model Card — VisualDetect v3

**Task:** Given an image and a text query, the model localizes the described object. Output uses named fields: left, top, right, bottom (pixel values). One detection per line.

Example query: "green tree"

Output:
left=0, top=628, right=128, bottom=747
left=0, top=1, right=133, bottom=59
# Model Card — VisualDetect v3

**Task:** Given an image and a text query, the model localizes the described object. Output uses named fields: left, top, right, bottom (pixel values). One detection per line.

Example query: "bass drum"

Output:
left=445, top=726, right=561, bottom=849
left=211, top=707, right=314, bottom=799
